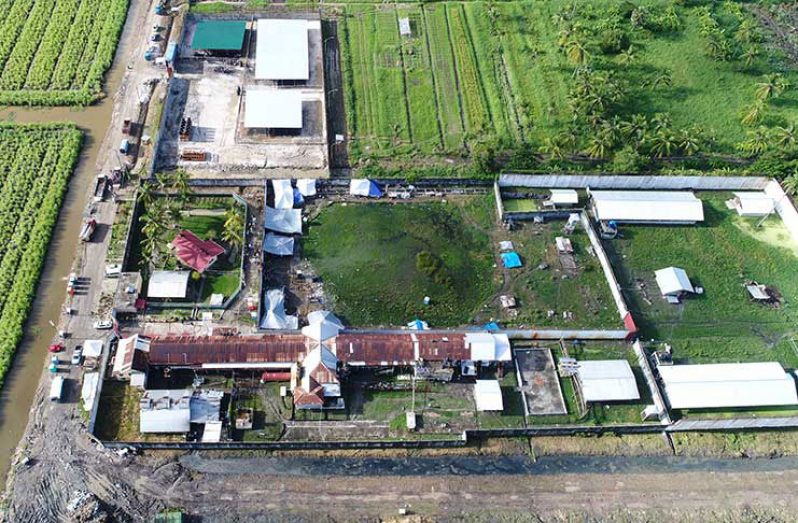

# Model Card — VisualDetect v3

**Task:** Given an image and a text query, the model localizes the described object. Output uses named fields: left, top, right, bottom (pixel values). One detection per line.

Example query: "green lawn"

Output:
left=607, top=196, right=798, bottom=368
left=304, top=200, right=494, bottom=326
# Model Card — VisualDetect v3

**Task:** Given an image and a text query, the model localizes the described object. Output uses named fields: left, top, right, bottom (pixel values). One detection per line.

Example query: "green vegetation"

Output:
left=338, top=1, right=798, bottom=175
left=0, top=124, right=81, bottom=388
left=0, top=0, right=129, bottom=105
left=304, top=201, right=494, bottom=326
left=607, top=197, right=798, bottom=368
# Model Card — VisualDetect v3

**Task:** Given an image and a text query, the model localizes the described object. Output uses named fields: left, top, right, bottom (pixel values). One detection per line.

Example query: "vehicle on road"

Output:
left=79, top=218, right=97, bottom=242
left=105, top=264, right=122, bottom=277
left=49, top=376, right=64, bottom=401
left=119, top=139, right=130, bottom=155
left=49, top=356, right=59, bottom=374
left=48, top=343, right=65, bottom=353
left=93, top=320, right=113, bottom=330
left=71, top=346, right=83, bottom=366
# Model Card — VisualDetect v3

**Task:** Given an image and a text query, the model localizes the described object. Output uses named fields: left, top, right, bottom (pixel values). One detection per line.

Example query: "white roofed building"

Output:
left=654, top=267, right=694, bottom=297
left=658, top=362, right=798, bottom=410
left=590, top=190, right=704, bottom=224
left=731, top=192, right=775, bottom=217
left=244, top=88, right=303, bottom=130
left=575, top=360, right=640, bottom=402
left=255, top=19, right=309, bottom=81
left=465, top=333, right=511, bottom=362
left=547, top=189, right=579, bottom=207
left=147, top=271, right=190, bottom=299
left=474, top=380, right=504, bottom=411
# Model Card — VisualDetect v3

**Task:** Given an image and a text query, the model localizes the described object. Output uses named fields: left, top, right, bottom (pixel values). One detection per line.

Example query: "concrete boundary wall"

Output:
left=765, top=180, right=798, bottom=246
left=493, top=181, right=504, bottom=222
left=579, top=211, right=629, bottom=321
left=633, top=340, right=671, bottom=425
left=499, top=174, right=770, bottom=191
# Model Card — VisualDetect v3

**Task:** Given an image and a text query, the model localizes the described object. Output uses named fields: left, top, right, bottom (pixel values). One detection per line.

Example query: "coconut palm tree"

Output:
left=782, top=173, right=798, bottom=196
left=741, top=100, right=766, bottom=126
left=773, top=123, right=797, bottom=150
left=619, top=47, right=635, bottom=67
left=679, top=127, right=703, bottom=156
left=620, top=114, right=649, bottom=147
left=172, top=169, right=190, bottom=201
left=138, top=181, right=154, bottom=207
left=736, top=127, right=770, bottom=157
left=584, top=129, right=614, bottom=159
left=734, top=19, right=756, bottom=45
left=649, top=129, right=679, bottom=158
left=541, top=137, right=565, bottom=160
left=565, top=39, right=590, bottom=65
left=651, top=71, right=673, bottom=88
left=756, top=73, right=790, bottom=102
left=155, top=172, right=170, bottom=191
left=222, top=207, right=245, bottom=249
left=740, top=45, right=760, bottom=69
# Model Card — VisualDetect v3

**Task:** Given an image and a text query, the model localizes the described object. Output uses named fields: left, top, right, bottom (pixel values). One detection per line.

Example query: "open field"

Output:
left=0, top=0, right=128, bottom=105
left=0, top=124, right=81, bottom=388
left=337, top=1, right=798, bottom=174
left=606, top=196, right=798, bottom=369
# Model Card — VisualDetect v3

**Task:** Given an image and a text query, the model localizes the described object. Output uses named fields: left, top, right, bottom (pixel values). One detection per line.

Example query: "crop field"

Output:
left=0, top=124, right=81, bottom=387
left=606, top=196, right=798, bottom=368
left=337, top=1, right=798, bottom=172
left=0, top=0, right=128, bottom=105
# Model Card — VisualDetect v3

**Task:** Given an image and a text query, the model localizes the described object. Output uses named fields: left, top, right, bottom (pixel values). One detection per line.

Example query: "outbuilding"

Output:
left=244, top=88, right=303, bottom=132
left=465, top=333, right=512, bottom=362
left=263, top=233, right=295, bottom=256
left=575, top=360, right=640, bottom=402
left=546, top=189, right=579, bottom=207
left=255, top=19, right=309, bottom=81
left=474, top=380, right=504, bottom=411
left=191, top=20, right=247, bottom=56
left=350, top=179, right=382, bottom=198
left=590, top=190, right=704, bottom=224
left=654, top=267, right=694, bottom=298
left=658, top=362, right=798, bottom=410
left=731, top=192, right=775, bottom=217
left=264, top=207, right=302, bottom=235
left=147, top=271, right=190, bottom=299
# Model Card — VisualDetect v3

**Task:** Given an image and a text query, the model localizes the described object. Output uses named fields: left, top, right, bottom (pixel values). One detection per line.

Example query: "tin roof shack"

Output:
left=190, top=20, right=246, bottom=57
left=730, top=192, right=775, bottom=217
left=113, top=272, right=143, bottom=318
left=147, top=271, right=190, bottom=300
left=544, top=189, right=579, bottom=208
left=140, top=390, right=192, bottom=433
left=590, top=190, right=704, bottom=224
left=112, top=335, right=151, bottom=389
left=574, top=360, right=640, bottom=403
left=658, top=362, right=798, bottom=410
left=474, top=380, right=504, bottom=411
left=171, top=230, right=226, bottom=274
left=255, top=19, right=310, bottom=82
left=654, top=267, right=695, bottom=303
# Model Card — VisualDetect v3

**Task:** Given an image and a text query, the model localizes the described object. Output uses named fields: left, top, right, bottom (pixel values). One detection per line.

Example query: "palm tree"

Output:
left=740, top=45, right=760, bottom=69
left=651, top=71, right=673, bottom=88
left=773, top=123, right=797, bottom=150
left=736, top=127, right=770, bottom=157
left=649, top=129, right=678, bottom=158
left=222, top=207, right=245, bottom=249
left=565, top=39, right=590, bottom=65
left=619, top=47, right=635, bottom=67
left=172, top=169, right=190, bottom=201
left=541, top=137, right=565, bottom=160
left=756, top=73, right=790, bottom=102
left=155, top=172, right=170, bottom=191
left=651, top=113, right=672, bottom=134
left=782, top=173, right=798, bottom=196
left=741, top=100, right=766, bottom=126
left=620, top=114, right=648, bottom=147
left=734, top=19, right=755, bottom=44
left=679, top=127, right=702, bottom=156
left=138, top=182, right=154, bottom=207
left=584, top=129, right=614, bottom=159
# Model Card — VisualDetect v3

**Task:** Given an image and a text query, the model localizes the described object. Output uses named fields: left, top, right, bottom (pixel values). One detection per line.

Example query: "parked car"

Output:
left=48, top=343, right=65, bottom=353
left=71, top=346, right=83, bottom=366
left=105, top=264, right=122, bottom=277
left=49, top=356, right=59, bottom=374
left=93, top=320, right=113, bottom=330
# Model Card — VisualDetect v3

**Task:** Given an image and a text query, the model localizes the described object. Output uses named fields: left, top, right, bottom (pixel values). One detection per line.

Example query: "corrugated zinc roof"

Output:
left=191, top=20, right=246, bottom=51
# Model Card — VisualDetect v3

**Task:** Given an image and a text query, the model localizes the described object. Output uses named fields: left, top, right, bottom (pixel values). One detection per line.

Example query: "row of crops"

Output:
left=0, top=124, right=81, bottom=386
left=0, top=0, right=129, bottom=105
left=337, top=2, right=572, bottom=162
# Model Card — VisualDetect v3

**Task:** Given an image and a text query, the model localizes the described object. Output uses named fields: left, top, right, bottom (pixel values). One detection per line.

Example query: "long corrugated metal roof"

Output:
left=591, top=190, right=705, bottom=223
left=255, top=19, right=309, bottom=80
left=191, top=20, right=246, bottom=51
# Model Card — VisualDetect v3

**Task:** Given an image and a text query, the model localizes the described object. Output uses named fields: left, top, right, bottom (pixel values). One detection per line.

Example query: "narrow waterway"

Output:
left=0, top=5, right=139, bottom=478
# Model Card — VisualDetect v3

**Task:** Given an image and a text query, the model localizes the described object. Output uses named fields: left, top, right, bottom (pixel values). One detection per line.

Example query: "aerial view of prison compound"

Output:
left=6, top=0, right=798, bottom=520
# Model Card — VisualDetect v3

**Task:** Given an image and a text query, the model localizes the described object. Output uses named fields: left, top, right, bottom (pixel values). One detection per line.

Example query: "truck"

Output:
left=122, top=118, right=132, bottom=134
left=119, top=138, right=130, bottom=155
left=49, top=376, right=64, bottom=402
left=79, top=218, right=97, bottom=242
left=93, top=174, right=108, bottom=202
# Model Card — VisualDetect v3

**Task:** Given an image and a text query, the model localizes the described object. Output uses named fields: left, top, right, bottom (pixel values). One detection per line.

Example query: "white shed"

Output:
left=244, top=88, right=303, bottom=129
left=147, top=271, right=190, bottom=299
left=465, top=333, right=511, bottom=362
left=474, top=380, right=504, bottom=411
left=548, top=189, right=579, bottom=206
left=255, top=19, right=309, bottom=81
left=576, top=360, right=640, bottom=402
left=654, top=267, right=694, bottom=296
left=732, top=192, right=774, bottom=217
left=658, top=362, right=798, bottom=409
left=590, top=190, right=704, bottom=224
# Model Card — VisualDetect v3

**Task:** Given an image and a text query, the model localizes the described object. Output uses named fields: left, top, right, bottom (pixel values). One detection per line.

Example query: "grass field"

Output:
left=606, top=196, right=798, bottom=368
left=337, top=1, right=798, bottom=172
left=0, top=0, right=128, bottom=105
left=0, top=124, right=81, bottom=388
left=304, top=200, right=494, bottom=326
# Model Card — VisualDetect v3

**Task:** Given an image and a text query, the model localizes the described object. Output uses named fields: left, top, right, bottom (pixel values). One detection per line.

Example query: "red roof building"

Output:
left=171, top=230, right=226, bottom=273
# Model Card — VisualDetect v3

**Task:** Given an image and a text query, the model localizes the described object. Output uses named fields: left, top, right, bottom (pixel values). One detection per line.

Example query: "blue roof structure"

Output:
left=501, top=252, right=522, bottom=269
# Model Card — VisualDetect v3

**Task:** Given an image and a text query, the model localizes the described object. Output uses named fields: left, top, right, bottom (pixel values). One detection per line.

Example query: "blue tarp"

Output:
left=368, top=181, right=382, bottom=197
left=483, top=322, right=500, bottom=331
left=293, top=187, right=304, bottom=206
left=407, top=319, right=429, bottom=330
left=501, top=252, right=522, bottom=269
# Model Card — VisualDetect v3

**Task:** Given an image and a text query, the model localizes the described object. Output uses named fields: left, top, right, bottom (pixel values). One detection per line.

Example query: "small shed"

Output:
left=499, top=240, right=514, bottom=252
left=731, top=192, right=775, bottom=217
left=654, top=267, right=694, bottom=297
left=148, top=271, right=190, bottom=299
left=576, top=360, right=640, bottom=402
left=398, top=17, right=412, bottom=37
left=83, top=339, right=104, bottom=360
left=474, top=380, right=504, bottom=411
left=746, top=283, right=770, bottom=301
left=271, top=179, right=295, bottom=209
left=466, top=333, right=512, bottom=362
left=547, top=189, right=579, bottom=207
left=202, top=421, right=223, bottom=442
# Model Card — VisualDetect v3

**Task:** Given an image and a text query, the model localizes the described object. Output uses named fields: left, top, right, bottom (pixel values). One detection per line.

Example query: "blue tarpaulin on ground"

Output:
left=293, top=187, right=304, bottom=206
left=501, top=252, right=522, bottom=269
left=368, top=181, right=382, bottom=197
left=483, top=322, right=500, bottom=331
left=407, top=319, right=429, bottom=330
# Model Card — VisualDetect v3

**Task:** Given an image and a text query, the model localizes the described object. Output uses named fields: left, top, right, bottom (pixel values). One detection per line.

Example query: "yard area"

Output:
left=606, top=196, right=798, bottom=368
left=130, top=195, right=245, bottom=306
left=94, top=381, right=180, bottom=442
left=338, top=1, right=798, bottom=173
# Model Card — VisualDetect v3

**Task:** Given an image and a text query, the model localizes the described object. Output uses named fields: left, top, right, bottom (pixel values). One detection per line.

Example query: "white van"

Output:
left=50, top=376, right=64, bottom=402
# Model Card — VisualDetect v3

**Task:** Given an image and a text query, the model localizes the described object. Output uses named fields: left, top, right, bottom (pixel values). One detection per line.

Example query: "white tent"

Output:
left=296, top=179, right=317, bottom=197
left=465, top=333, right=511, bottom=362
left=244, top=88, right=303, bottom=129
left=590, top=190, right=704, bottom=224
left=272, top=179, right=295, bottom=209
left=83, top=339, right=103, bottom=359
left=349, top=178, right=382, bottom=197
left=255, top=19, right=309, bottom=81
left=260, top=288, right=298, bottom=330
left=548, top=189, right=579, bottom=206
left=148, top=271, right=190, bottom=299
left=202, top=421, right=223, bottom=442
left=263, top=233, right=295, bottom=256
left=654, top=267, right=694, bottom=296
left=576, top=360, right=640, bottom=402
left=733, top=192, right=774, bottom=217
left=301, top=320, right=340, bottom=342
left=474, top=380, right=504, bottom=411
left=264, top=207, right=302, bottom=235
left=81, top=372, right=99, bottom=413
left=307, top=310, right=343, bottom=329
left=658, top=362, right=798, bottom=409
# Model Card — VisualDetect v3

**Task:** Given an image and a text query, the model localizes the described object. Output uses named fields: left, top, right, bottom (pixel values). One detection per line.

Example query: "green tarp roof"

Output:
left=191, top=20, right=246, bottom=50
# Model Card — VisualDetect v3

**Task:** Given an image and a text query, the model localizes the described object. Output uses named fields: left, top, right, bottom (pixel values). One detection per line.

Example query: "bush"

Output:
left=416, top=251, right=452, bottom=287
left=611, top=145, right=649, bottom=172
